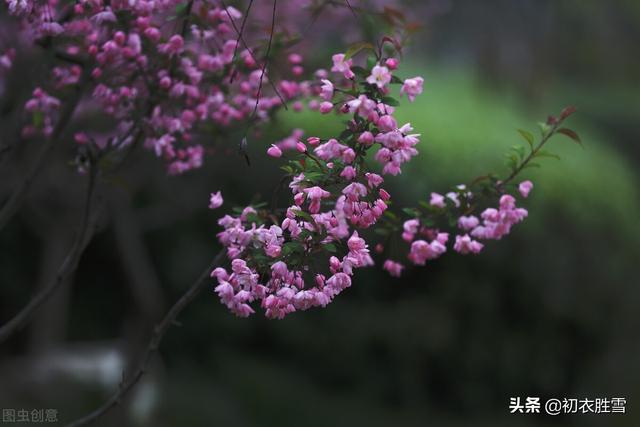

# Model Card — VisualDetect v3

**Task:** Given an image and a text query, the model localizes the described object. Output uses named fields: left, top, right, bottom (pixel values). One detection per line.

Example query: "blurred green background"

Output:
left=1, top=0, right=639, bottom=426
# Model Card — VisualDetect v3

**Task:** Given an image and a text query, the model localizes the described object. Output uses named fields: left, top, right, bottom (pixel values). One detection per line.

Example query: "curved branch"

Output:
left=0, top=164, right=98, bottom=344
left=0, top=72, right=88, bottom=231
left=64, top=250, right=226, bottom=427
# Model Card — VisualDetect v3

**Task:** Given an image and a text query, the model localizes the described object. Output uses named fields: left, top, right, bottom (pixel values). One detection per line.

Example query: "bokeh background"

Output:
left=1, top=0, right=639, bottom=426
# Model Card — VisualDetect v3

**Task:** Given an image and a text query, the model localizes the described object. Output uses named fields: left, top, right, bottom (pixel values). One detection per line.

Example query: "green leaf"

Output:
left=350, top=66, right=368, bottom=78
left=537, top=121, right=551, bottom=136
left=339, top=129, right=353, bottom=140
left=280, top=165, right=293, bottom=174
left=418, top=200, right=432, bottom=210
left=381, top=96, right=400, bottom=106
left=374, top=228, right=390, bottom=236
left=402, top=207, right=418, bottom=217
left=293, top=210, right=313, bottom=221
left=366, top=55, right=377, bottom=70
left=535, top=150, right=561, bottom=160
left=383, top=211, right=398, bottom=221
left=511, top=145, right=526, bottom=161
left=32, top=111, right=44, bottom=128
left=344, top=42, right=375, bottom=60
left=522, top=162, right=541, bottom=169
left=282, top=241, right=304, bottom=256
left=324, top=243, right=337, bottom=253
left=505, top=153, right=519, bottom=170
left=175, top=2, right=188, bottom=15
left=390, top=75, right=403, bottom=84
left=517, top=129, right=535, bottom=151
left=244, top=213, right=260, bottom=224
left=556, top=128, right=582, bottom=146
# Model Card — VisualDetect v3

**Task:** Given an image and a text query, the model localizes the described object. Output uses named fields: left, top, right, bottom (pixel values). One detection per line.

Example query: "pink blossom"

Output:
left=319, top=101, right=333, bottom=114
left=383, top=260, right=404, bottom=277
left=408, top=239, right=447, bottom=265
left=366, top=65, right=392, bottom=89
left=385, top=58, right=399, bottom=70
left=453, top=234, right=484, bottom=254
left=303, top=186, right=331, bottom=213
left=519, top=180, right=534, bottom=198
left=400, top=77, right=424, bottom=102
left=342, top=182, right=368, bottom=201
left=320, top=79, right=334, bottom=101
left=358, top=131, right=374, bottom=146
left=331, top=53, right=355, bottom=79
left=430, top=192, right=446, bottom=208
left=377, top=115, right=397, bottom=132
left=209, top=191, right=224, bottom=209
left=267, top=144, right=282, bottom=158
left=341, top=166, right=356, bottom=180
left=458, top=215, right=480, bottom=230
left=365, top=173, right=384, bottom=188
left=295, top=142, right=307, bottom=153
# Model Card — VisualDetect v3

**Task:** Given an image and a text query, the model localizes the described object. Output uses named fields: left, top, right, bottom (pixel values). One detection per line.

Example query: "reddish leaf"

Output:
left=557, top=128, right=582, bottom=146
left=560, top=106, right=577, bottom=120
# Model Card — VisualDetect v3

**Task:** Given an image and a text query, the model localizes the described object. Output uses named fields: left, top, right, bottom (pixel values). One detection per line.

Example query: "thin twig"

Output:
left=0, top=71, right=89, bottom=231
left=64, top=250, right=226, bottom=427
left=229, top=0, right=255, bottom=83
left=220, top=0, right=287, bottom=109
left=343, top=0, right=357, bottom=18
left=248, top=0, right=277, bottom=124
left=500, top=122, right=560, bottom=187
left=0, top=162, right=98, bottom=344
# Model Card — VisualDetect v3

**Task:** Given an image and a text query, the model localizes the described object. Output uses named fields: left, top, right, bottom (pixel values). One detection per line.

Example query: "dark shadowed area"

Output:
left=1, top=1, right=639, bottom=426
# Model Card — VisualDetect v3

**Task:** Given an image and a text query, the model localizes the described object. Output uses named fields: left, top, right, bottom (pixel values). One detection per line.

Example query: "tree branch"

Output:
left=220, top=0, right=287, bottom=109
left=64, top=250, right=226, bottom=427
left=0, top=71, right=89, bottom=231
left=0, top=162, right=99, bottom=344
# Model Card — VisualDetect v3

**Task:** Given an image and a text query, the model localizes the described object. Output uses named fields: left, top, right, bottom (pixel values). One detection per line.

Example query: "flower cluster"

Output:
left=400, top=188, right=531, bottom=268
left=211, top=48, right=428, bottom=318
left=3, top=0, right=332, bottom=173
left=209, top=49, right=579, bottom=318
left=22, top=87, right=61, bottom=138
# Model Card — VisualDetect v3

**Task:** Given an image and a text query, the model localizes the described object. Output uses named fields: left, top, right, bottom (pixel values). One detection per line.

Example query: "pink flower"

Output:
left=303, top=186, right=331, bottom=213
left=265, top=244, right=282, bottom=258
left=320, top=79, right=334, bottom=101
left=209, top=191, right=223, bottom=209
left=453, top=234, right=484, bottom=254
left=347, top=95, right=376, bottom=118
left=342, top=182, right=368, bottom=201
left=458, top=215, right=479, bottom=230
left=358, top=131, right=374, bottom=146
left=365, top=172, right=384, bottom=188
left=377, top=115, right=397, bottom=132
left=385, top=58, right=399, bottom=70
left=400, top=77, right=424, bottom=102
left=267, top=144, right=282, bottom=158
left=383, top=260, right=404, bottom=277
left=288, top=53, right=303, bottom=64
left=319, top=101, right=333, bottom=114
left=341, top=166, right=356, bottom=180
left=519, top=180, right=534, bottom=198
left=366, top=65, right=392, bottom=89
left=331, top=53, right=355, bottom=79
left=379, top=189, right=391, bottom=201
left=295, top=142, right=307, bottom=153
left=271, top=261, right=289, bottom=278
left=430, top=192, right=446, bottom=208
